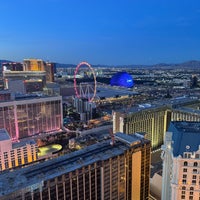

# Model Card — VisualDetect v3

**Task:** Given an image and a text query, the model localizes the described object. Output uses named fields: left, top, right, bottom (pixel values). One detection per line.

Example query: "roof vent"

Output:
left=186, top=145, right=190, bottom=150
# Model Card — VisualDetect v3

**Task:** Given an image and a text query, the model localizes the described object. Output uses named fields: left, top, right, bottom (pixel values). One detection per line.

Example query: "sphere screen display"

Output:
left=110, top=72, right=134, bottom=88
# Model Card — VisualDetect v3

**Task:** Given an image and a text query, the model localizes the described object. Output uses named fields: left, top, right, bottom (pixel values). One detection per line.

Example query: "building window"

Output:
left=184, top=153, right=187, bottom=158
left=192, top=180, right=196, bottom=185
left=189, top=196, right=193, bottom=200
left=18, top=158, right=22, bottom=165
left=183, top=161, right=188, bottom=166
left=11, top=160, right=15, bottom=168
left=181, top=195, right=185, bottom=199
left=182, top=191, right=185, bottom=195
left=24, top=156, right=28, bottom=164
left=190, top=192, right=193, bottom=196
left=183, top=168, right=187, bottom=172
left=193, top=169, right=197, bottom=173
left=3, top=152, right=8, bottom=159
left=194, top=162, right=198, bottom=167
left=5, top=161, right=9, bottom=169
left=17, top=149, right=21, bottom=156
left=190, top=187, right=194, bottom=190
left=192, top=175, right=196, bottom=179
left=182, top=186, right=186, bottom=190
left=182, top=179, right=186, bottom=184
left=183, top=174, right=187, bottom=178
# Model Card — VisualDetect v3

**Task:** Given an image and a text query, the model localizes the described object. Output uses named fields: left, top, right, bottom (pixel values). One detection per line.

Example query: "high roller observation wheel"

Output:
left=74, top=61, right=97, bottom=102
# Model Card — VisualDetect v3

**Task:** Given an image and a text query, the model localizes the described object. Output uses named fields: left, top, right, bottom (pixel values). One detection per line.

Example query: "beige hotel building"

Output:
left=0, top=129, right=38, bottom=171
left=113, top=102, right=200, bottom=150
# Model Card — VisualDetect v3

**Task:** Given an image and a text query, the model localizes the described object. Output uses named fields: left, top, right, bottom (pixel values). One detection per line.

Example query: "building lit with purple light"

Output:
left=0, top=95, right=63, bottom=140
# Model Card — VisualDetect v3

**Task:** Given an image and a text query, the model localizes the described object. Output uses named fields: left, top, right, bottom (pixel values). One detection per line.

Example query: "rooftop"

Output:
left=168, top=121, right=200, bottom=157
left=115, top=132, right=143, bottom=146
left=115, top=103, right=166, bottom=116
left=12, top=139, right=36, bottom=149
left=0, top=94, right=62, bottom=103
left=0, top=132, right=149, bottom=197
left=3, top=71, right=46, bottom=75
left=173, top=106, right=200, bottom=115
left=0, top=129, right=10, bottom=141
left=115, top=96, right=200, bottom=116
left=0, top=90, right=11, bottom=94
left=96, top=86, right=138, bottom=98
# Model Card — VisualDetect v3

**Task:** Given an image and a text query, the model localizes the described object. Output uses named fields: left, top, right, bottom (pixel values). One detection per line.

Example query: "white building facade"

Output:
left=162, top=122, right=200, bottom=200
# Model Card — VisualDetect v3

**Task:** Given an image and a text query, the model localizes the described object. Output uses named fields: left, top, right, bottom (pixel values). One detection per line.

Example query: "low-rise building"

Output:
left=0, top=129, right=38, bottom=171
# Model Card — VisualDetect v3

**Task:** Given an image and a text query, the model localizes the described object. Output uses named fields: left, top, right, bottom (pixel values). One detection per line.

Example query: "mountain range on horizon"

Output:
left=1, top=59, right=200, bottom=69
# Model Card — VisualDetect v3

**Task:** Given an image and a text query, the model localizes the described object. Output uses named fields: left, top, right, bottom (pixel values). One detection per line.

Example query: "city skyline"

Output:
left=1, top=0, right=200, bottom=65
left=1, top=50, right=200, bottom=199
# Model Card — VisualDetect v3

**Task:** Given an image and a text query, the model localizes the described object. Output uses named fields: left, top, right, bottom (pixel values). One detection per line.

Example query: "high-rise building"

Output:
left=2, top=62, right=23, bottom=71
left=23, top=59, right=45, bottom=71
left=73, top=97, right=96, bottom=121
left=3, top=71, right=47, bottom=94
left=45, top=62, right=56, bottom=82
left=161, top=121, right=200, bottom=200
left=23, top=59, right=55, bottom=83
left=0, top=132, right=151, bottom=200
left=113, top=106, right=171, bottom=149
left=190, top=74, right=198, bottom=88
left=171, top=108, right=200, bottom=122
left=0, top=95, right=62, bottom=140
left=113, top=100, right=200, bottom=150
left=0, top=129, right=38, bottom=171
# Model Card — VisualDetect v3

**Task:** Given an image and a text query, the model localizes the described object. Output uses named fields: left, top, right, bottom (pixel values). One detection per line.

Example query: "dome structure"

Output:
left=110, top=72, right=134, bottom=88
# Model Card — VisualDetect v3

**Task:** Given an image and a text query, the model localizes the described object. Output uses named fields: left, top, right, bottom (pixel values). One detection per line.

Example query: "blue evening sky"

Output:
left=1, top=0, right=200, bottom=65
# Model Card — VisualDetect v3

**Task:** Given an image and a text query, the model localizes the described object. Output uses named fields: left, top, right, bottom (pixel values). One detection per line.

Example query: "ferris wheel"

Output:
left=74, top=61, right=97, bottom=102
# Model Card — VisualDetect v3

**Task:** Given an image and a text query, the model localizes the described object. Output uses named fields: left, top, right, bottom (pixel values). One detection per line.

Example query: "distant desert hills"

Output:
left=0, top=59, right=200, bottom=69
left=152, top=60, right=200, bottom=69
left=54, top=60, right=200, bottom=69
left=0, top=60, right=12, bottom=65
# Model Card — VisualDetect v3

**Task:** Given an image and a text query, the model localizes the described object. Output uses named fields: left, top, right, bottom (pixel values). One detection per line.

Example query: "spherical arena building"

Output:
left=110, top=72, right=134, bottom=88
